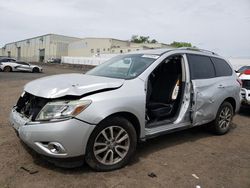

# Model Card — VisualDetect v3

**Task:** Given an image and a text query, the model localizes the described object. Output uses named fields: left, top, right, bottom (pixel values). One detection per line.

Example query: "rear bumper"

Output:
left=10, top=108, right=95, bottom=158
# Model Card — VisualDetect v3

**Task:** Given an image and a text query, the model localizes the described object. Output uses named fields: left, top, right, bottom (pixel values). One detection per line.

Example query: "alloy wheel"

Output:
left=218, top=106, right=232, bottom=129
left=93, top=126, right=130, bottom=165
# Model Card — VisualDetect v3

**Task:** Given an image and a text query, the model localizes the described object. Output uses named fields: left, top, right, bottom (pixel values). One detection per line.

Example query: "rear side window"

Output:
left=187, top=54, right=215, bottom=79
left=211, top=57, right=232, bottom=76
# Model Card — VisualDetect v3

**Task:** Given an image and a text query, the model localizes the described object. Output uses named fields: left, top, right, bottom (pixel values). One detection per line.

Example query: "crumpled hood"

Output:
left=24, top=74, right=124, bottom=98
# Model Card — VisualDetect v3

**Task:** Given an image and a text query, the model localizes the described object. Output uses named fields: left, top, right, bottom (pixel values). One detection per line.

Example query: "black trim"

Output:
left=145, top=125, right=191, bottom=139
left=73, top=117, right=96, bottom=125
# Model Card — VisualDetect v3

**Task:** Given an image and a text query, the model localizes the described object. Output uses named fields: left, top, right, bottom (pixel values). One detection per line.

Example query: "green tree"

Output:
left=130, top=35, right=158, bottom=43
left=170, top=41, right=193, bottom=48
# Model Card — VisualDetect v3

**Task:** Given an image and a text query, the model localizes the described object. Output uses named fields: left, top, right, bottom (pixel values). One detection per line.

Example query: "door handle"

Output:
left=218, top=84, right=225, bottom=88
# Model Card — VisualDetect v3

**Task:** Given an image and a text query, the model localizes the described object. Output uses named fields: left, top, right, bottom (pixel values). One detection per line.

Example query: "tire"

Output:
left=211, top=102, right=234, bottom=135
left=85, top=116, right=137, bottom=171
left=3, top=66, right=12, bottom=72
left=32, top=67, right=39, bottom=73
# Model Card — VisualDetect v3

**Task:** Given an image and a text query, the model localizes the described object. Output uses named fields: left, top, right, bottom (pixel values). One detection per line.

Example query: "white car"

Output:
left=0, top=59, right=42, bottom=73
left=239, top=69, right=250, bottom=106
left=47, top=58, right=61, bottom=64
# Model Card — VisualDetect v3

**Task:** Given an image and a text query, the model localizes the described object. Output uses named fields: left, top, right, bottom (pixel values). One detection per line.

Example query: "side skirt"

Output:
left=145, top=122, right=191, bottom=139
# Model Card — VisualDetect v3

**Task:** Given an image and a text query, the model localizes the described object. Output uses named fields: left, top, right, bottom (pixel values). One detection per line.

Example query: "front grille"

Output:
left=242, top=80, right=250, bottom=90
left=16, top=92, right=49, bottom=121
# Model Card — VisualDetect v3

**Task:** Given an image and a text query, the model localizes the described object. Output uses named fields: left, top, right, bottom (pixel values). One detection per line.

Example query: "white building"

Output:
left=0, top=34, right=172, bottom=62
left=68, top=38, right=171, bottom=57
left=0, top=34, right=80, bottom=62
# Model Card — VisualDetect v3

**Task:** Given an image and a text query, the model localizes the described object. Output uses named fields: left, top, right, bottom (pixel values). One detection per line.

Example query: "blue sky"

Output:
left=0, top=0, right=249, bottom=57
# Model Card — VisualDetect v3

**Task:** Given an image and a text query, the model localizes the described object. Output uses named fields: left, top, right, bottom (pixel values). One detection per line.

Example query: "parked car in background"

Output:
left=47, top=58, right=61, bottom=64
left=237, top=66, right=250, bottom=74
left=0, top=59, right=42, bottom=72
left=10, top=48, right=241, bottom=171
left=0, top=57, right=17, bottom=63
left=239, top=69, right=250, bottom=106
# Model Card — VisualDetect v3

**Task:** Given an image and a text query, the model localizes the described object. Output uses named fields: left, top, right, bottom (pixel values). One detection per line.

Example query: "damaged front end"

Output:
left=15, top=92, right=49, bottom=121
left=13, top=74, right=125, bottom=122
left=15, top=92, right=92, bottom=122
left=10, top=91, right=96, bottom=158
left=9, top=73, right=125, bottom=158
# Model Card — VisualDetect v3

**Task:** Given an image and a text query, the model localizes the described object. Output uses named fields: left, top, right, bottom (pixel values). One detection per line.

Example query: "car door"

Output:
left=187, top=54, right=220, bottom=126
left=141, top=53, right=192, bottom=135
left=16, top=62, right=31, bottom=71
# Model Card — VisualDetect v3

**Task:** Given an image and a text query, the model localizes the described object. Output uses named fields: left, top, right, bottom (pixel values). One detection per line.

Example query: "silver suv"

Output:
left=10, top=48, right=241, bottom=171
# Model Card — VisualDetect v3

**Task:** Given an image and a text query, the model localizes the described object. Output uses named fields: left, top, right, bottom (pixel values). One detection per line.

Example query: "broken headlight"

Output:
left=36, top=100, right=91, bottom=121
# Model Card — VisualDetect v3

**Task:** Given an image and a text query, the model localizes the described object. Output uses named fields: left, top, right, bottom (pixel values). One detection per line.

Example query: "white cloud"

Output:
left=0, top=0, right=249, bottom=57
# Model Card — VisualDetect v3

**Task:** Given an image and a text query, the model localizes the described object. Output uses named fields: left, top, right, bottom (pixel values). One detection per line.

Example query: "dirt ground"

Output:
left=0, top=64, right=250, bottom=188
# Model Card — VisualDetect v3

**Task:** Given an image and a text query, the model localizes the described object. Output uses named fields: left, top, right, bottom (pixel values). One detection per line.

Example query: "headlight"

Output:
left=36, top=100, right=91, bottom=121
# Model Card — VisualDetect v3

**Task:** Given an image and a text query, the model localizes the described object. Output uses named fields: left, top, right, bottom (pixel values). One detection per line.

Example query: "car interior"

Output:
left=146, top=55, right=184, bottom=126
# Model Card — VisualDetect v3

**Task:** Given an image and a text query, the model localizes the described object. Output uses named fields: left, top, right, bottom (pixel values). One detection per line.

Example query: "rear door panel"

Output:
left=191, top=78, right=221, bottom=126
left=187, top=54, right=221, bottom=126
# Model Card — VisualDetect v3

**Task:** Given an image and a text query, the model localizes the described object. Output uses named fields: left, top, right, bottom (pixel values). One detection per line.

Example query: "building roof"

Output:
left=80, top=37, right=130, bottom=43
left=4, top=33, right=81, bottom=46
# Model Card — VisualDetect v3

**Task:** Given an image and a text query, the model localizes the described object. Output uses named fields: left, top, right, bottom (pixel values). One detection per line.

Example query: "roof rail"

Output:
left=178, top=47, right=218, bottom=55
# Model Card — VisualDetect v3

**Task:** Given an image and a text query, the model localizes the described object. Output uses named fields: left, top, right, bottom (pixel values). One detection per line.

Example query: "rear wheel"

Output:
left=211, top=102, right=233, bottom=135
left=85, top=117, right=137, bottom=171
left=3, top=66, right=12, bottom=72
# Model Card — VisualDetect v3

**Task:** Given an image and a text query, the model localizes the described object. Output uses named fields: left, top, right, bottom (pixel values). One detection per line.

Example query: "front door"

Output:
left=16, top=62, right=31, bottom=72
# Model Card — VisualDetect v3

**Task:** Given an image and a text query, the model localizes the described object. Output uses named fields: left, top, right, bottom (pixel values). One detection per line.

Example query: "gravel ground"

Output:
left=0, top=64, right=250, bottom=188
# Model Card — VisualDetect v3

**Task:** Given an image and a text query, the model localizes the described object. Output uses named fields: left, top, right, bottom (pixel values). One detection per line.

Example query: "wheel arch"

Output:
left=33, top=67, right=39, bottom=72
left=222, top=97, right=236, bottom=113
left=97, top=112, right=141, bottom=141
left=4, top=65, right=12, bottom=72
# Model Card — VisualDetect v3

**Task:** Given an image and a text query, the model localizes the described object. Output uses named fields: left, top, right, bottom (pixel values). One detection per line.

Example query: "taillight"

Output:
left=237, top=78, right=242, bottom=87
left=244, top=69, right=250, bottom=75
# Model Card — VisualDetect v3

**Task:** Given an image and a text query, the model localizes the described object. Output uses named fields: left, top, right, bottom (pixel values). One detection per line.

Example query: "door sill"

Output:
left=146, top=118, right=175, bottom=128
left=145, top=123, right=191, bottom=139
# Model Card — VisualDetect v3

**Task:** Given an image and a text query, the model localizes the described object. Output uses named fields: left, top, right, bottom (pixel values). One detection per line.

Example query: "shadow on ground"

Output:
left=19, top=124, right=226, bottom=174
left=238, top=106, right=250, bottom=117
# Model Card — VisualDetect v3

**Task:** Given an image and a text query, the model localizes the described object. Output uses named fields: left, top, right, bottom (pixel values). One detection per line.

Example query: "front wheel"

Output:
left=211, top=102, right=234, bottom=135
left=32, top=67, right=39, bottom=73
left=85, top=117, right=137, bottom=171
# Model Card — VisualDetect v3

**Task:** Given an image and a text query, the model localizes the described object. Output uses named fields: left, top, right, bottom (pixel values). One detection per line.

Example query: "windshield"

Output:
left=86, top=54, right=159, bottom=79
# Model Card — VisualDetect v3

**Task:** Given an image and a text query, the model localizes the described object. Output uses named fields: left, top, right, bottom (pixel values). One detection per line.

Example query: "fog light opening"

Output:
left=47, top=142, right=66, bottom=154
